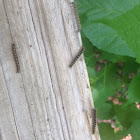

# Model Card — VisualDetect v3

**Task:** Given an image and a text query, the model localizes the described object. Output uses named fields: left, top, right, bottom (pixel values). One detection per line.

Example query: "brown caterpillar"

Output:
left=70, top=2, right=81, bottom=32
left=69, top=47, right=84, bottom=67
left=12, top=44, right=20, bottom=73
left=91, top=109, right=96, bottom=134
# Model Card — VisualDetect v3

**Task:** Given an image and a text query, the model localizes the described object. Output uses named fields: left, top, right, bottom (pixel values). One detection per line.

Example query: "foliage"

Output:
left=76, top=0, right=140, bottom=139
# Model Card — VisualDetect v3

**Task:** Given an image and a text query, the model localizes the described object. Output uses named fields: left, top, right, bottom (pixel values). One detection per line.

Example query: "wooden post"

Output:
left=0, top=0, right=100, bottom=139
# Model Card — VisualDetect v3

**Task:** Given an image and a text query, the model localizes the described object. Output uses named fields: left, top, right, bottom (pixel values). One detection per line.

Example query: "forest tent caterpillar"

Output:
left=70, top=2, right=81, bottom=32
left=69, top=47, right=84, bottom=67
left=91, top=109, right=96, bottom=134
left=12, top=44, right=20, bottom=73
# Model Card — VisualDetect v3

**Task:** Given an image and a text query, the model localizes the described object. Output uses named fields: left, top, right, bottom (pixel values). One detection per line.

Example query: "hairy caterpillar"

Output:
left=12, top=44, right=20, bottom=73
left=70, top=2, right=81, bottom=32
left=91, top=109, right=96, bottom=134
left=69, top=47, right=84, bottom=67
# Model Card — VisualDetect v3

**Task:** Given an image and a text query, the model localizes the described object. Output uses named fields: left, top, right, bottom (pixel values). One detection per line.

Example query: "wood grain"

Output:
left=0, top=0, right=100, bottom=139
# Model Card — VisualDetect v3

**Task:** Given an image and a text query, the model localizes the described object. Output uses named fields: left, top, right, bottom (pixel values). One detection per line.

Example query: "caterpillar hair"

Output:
left=91, top=109, right=96, bottom=134
left=69, top=47, right=84, bottom=67
left=12, top=44, right=20, bottom=73
left=70, top=2, right=81, bottom=32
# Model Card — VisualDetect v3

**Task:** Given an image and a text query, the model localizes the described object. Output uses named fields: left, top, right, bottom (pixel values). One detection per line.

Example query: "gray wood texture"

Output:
left=0, top=0, right=100, bottom=139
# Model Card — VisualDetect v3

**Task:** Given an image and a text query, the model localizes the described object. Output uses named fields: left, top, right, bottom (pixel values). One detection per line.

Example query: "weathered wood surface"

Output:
left=0, top=0, right=100, bottom=140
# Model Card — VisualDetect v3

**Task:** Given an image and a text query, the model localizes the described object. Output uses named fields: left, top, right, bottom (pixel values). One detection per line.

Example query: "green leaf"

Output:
left=81, top=32, right=94, bottom=58
left=87, top=67, right=96, bottom=78
left=97, top=103, right=114, bottom=120
left=100, top=51, right=135, bottom=63
left=94, top=88, right=113, bottom=108
left=99, top=123, right=125, bottom=140
left=77, top=0, right=140, bottom=62
left=77, top=0, right=139, bottom=18
left=92, top=88, right=99, bottom=102
left=96, top=64, right=122, bottom=89
left=128, top=73, right=140, bottom=103
left=93, top=63, right=122, bottom=107
left=122, top=61, right=139, bottom=74
left=104, top=4, right=140, bottom=62
left=115, top=103, right=140, bottom=128
left=126, top=120, right=140, bottom=140
left=99, top=119, right=140, bottom=140
left=83, top=23, right=135, bottom=57
left=114, top=118, right=124, bottom=131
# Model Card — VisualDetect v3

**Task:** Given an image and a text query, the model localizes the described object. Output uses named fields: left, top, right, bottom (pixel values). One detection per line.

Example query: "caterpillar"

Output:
left=91, top=109, right=96, bottom=134
left=69, top=47, right=84, bottom=67
left=70, top=2, right=81, bottom=32
left=12, top=44, right=20, bottom=73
